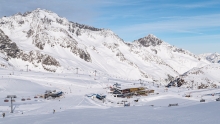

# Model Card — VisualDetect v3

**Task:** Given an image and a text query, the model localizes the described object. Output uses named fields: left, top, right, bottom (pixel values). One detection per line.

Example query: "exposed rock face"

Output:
left=173, top=47, right=198, bottom=59
left=0, top=9, right=210, bottom=82
left=0, top=9, right=94, bottom=70
left=22, top=12, right=92, bottom=62
left=78, top=50, right=91, bottom=62
left=168, top=78, right=186, bottom=87
left=42, top=55, right=60, bottom=66
left=168, top=64, right=220, bottom=88
left=21, top=50, right=60, bottom=67
left=0, top=29, right=20, bottom=58
left=26, top=29, right=34, bottom=38
left=0, top=29, right=60, bottom=72
left=134, top=34, right=198, bottom=60
left=135, top=34, right=163, bottom=47
left=22, top=50, right=61, bottom=72
left=69, top=22, right=102, bottom=32
left=58, top=36, right=91, bottom=62
left=42, top=55, right=60, bottom=72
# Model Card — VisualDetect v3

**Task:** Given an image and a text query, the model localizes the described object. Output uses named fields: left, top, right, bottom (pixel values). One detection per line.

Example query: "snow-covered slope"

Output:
left=0, top=9, right=219, bottom=122
left=0, top=66, right=220, bottom=124
left=199, top=53, right=220, bottom=63
left=132, top=34, right=209, bottom=74
left=169, top=64, right=220, bottom=88
left=0, top=8, right=209, bottom=83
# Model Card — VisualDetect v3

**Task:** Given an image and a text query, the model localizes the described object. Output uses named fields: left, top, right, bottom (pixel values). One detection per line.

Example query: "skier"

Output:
left=53, top=109, right=55, bottom=114
left=2, top=113, right=5, bottom=118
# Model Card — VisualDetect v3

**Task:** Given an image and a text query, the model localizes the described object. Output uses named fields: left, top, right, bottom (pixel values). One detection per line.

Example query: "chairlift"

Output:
left=4, top=99, right=9, bottom=102
left=34, top=96, right=38, bottom=98
left=185, top=94, right=191, bottom=97
left=21, top=98, right=26, bottom=101
left=216, top=96, right=220, bottom=101
left=12, top=99, right=15, bottom=102
left=200, top=99, right=205, bottom=102
left=27, top=97, right=31, bottom=100
left=200, top=95, right=205, bottom=102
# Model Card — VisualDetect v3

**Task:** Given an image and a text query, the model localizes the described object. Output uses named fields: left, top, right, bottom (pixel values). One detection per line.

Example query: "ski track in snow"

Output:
left=0, top=69, right=220, bottom=124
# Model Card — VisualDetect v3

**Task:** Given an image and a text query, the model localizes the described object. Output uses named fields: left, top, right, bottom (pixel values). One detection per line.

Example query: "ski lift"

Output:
left=12, top=99, right=15, bottom=102
left=216, top=95, right=220, bottom=101
left=27, top=97, right=31, bottom=100
left=34, top=96, right=38, bottom=98
left=4, top=98, right=9, bottom=102
left=200, top=99, right=205, bottom=102
left=21, top=98, right=26, bottom=101
left=185, top=94, right=191, bottom=97
left=200, top=95, right=205, bottom=102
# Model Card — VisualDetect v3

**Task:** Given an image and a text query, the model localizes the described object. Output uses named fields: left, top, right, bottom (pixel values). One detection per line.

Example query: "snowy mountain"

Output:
left=1, top=9, right=220, bottom=124
left=168, top=64, right=220, bottom=88
left=0, top=8, right=209, bottom=83
left=132, top=34, right=209, bottom=74
left=199, top=53, right=220, bottom=63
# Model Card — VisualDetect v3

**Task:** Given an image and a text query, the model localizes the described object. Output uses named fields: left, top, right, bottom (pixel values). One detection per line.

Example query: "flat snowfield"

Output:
left=0, top=69, right=219, bottom=124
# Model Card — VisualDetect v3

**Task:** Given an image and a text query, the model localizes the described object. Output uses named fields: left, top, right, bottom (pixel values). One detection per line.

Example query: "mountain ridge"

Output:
left=0, top=8, right=210, bottom=84
left=199, top=53, right=220, bottom=63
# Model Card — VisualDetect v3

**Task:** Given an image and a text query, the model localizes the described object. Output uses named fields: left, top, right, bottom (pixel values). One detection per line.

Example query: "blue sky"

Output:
left=0, top=0, right=220, bottom=54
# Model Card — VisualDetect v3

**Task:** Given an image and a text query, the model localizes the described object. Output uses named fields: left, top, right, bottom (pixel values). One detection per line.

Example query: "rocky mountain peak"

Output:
left=0, top=9, right=210, bottom=81
left=134, top=34, right=163, bottom=47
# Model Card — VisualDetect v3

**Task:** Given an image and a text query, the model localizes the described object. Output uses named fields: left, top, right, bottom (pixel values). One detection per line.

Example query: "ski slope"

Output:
left=0, top=8, right=219, bottom=124
left=0, top=68, right=220, bottom=124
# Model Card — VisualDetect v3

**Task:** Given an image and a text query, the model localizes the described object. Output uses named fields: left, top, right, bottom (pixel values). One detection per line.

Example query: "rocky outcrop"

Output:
left=168, top=78, right=186, bottom=87
left=135, top=34, right=163, bottom=47
left=0, top=29, right=20, bottom=58
left=69, top=22, right=102, bottom=32
left=26, top=29, right=34, bottom=38
left=0, top=29, right=60, bottom=72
